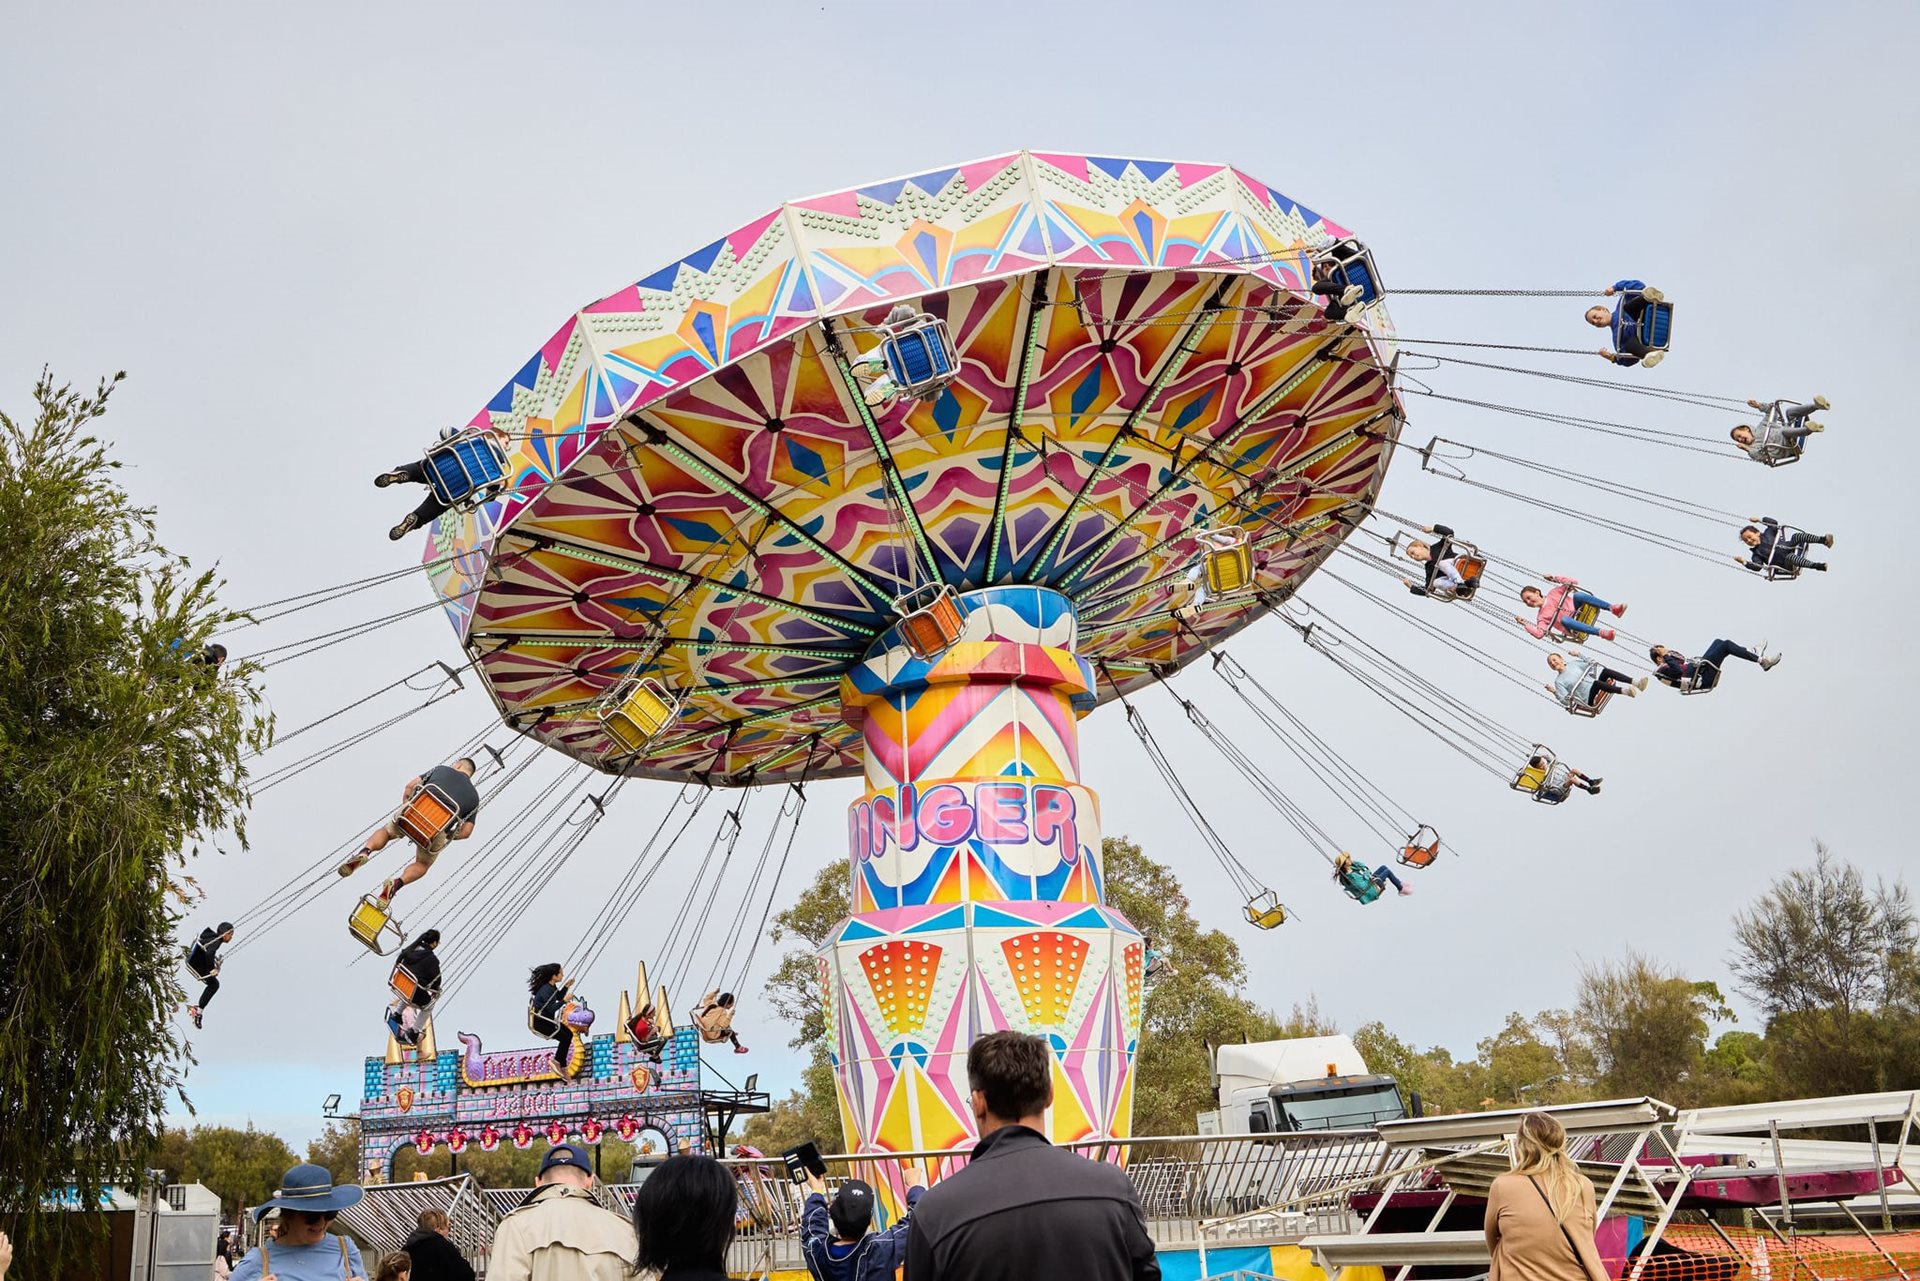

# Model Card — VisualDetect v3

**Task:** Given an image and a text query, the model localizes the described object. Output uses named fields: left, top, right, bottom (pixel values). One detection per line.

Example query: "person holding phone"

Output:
left=801, top=1159, right=926, bottom=1281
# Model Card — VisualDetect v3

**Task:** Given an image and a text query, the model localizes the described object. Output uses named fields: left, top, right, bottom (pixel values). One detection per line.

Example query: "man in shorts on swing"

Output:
left=337, top=757, right=481, bottom=904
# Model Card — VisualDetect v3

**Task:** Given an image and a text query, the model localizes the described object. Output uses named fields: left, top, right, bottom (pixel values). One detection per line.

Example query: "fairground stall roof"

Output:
left=425, top=151, right=1403, bottom=784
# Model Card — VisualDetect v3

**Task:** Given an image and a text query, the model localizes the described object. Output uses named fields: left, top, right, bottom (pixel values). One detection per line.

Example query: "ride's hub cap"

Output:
left=435, top=152, right=1398, bottom=786
left=842, top=586, right=1102, bottom=910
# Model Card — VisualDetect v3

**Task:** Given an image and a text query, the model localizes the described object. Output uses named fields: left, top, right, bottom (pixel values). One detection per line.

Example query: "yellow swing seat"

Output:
left=1199, top=529, right=1255, bottom=597
left=349, top=895, right=404, bottom=956
left=1242, top=890, right=1290, bottom=930
left=599, top=676, right=681, bottom=755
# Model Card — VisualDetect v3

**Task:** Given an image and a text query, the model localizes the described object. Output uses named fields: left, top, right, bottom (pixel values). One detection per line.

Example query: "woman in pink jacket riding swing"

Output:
left=1515, top=575, right=1627, bottom=643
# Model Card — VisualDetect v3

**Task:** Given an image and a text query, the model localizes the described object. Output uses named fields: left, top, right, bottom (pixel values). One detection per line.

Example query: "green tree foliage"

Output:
left=1101, top=836, right=1298, bottom=1135
left=1574, top=951, right=1731, bottom=1104
left=1729, top=845, right=1920, bottom=1097
left=307, top=1118, right=364, bottom=1187
left=0, top=372, right=271, bottom=1270
left=155, top=1125, right=297, bottom=1219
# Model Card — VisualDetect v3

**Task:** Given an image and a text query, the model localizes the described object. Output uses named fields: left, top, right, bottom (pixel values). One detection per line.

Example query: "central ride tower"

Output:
left=824, top=585, right=1130, bottom=1153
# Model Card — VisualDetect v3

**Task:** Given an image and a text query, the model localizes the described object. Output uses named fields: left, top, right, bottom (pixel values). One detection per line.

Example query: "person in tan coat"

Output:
left=488, top=1144, right=637, bottom=1281
left=1486, top=1112, right=1609, bottom=1281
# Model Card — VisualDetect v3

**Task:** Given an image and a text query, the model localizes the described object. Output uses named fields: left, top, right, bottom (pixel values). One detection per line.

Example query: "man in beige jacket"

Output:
left=487, top=1144, right=637, bottom=1280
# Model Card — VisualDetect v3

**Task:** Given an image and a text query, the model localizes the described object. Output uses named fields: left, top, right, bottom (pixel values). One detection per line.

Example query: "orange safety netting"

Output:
left=1614, top=1225, right=1920, bottom=1281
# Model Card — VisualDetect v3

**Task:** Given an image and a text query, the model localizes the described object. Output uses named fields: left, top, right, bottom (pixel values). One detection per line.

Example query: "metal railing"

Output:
left=342, top=1130, right=1386, bottom=1272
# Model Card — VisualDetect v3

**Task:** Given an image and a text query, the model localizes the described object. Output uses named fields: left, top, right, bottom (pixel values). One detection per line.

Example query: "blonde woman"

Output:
left=1486, top=1112, right=1609, bottom=1281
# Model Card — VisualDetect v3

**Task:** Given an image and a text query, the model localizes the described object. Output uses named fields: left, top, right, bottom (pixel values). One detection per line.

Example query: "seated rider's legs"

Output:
left=1561, top=613, right=1607, bottom=639
left=1781, top=401, right=1818, bottom=424
left=1571, top=589, right=1615, bottom=612
left=392, top=459, right=432, bottom=486
left=1700, top=638, right=1760, bottom=670
left=1590, top=666, right=1633, bottom=699
left=1371, top=866, right=1406, bottom=893
left=408, top=492, right=453, bottom=527
left=197, top=973, right=220, bottom=1010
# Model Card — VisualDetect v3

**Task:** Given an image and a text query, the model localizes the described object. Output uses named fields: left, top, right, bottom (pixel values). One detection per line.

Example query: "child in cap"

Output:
left=800, top=1161, right=926, bottom=1281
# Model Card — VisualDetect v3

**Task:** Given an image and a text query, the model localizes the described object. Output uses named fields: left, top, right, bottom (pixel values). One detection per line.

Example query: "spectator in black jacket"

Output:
left=402, top=1209, right=474, bottom=1281
left=904, top=1031, right=1159, bottom=1281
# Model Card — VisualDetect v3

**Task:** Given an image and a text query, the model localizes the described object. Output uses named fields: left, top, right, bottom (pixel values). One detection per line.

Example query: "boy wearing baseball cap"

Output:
left=800, top=1161, right=926, bottom=1281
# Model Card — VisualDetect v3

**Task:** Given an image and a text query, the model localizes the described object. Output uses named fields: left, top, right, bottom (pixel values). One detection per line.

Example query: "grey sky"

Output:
left=5, top=2, right=1916, bottom=1150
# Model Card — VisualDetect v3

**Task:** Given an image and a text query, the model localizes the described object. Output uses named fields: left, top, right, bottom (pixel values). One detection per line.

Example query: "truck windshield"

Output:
left=1274, top=1083, right=1405, bottom=1131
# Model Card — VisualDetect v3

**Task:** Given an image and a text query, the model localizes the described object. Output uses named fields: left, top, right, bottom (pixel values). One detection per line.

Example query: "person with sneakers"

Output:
left=374, top=426, right=507, bottom=542
left=183, top=921, right=235, bottom=1029
left=1401, top=523, right=1476, bottom=599
left=1648, top=640, right=1778, bottom=693
left=1546, top=650, right=1645, bottom=712
left=693, top=991, right=748, bottom=1054
left=1311, top=258, right=1367, bottom=323
left=528, top=963, right=592, bottom=1078
left=800, top=1162, right=926, bottom=1281
left=385, top=929, right=442, bottom=1047
left=1333, top=852, right=1411, bottom=904
left=1739, top=518, right=1833, bottom=576
left=625, top=1001, right=667, bottom=1064
left=1516, top=577, right=1626, bottom=642
left=1732, top=396, right=1828, bottom=465
left=490, top=1144, right=638, bottom=1280
left=337, top=757, right=482, bottom=905
left=1586, top=280, right=1667, bottom=366
left=1528, top=755, right=1602, bottom=802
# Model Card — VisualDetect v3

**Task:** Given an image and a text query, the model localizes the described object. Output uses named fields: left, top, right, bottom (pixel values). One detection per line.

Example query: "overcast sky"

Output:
left=6, top=2, right=1916, bottom=1153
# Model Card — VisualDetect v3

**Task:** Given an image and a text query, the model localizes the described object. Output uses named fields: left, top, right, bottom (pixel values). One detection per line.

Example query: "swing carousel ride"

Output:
left=209, top=152, right=1826, bottom=1162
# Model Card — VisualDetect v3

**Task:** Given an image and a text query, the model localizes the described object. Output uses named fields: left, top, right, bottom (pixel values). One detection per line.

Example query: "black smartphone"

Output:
left=781, top=1142, right=826, bottom=1184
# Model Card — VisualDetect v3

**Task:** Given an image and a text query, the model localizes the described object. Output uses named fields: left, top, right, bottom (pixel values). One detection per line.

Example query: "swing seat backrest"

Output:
left=1202, top=539, right=1255, bottom=597
left=349, top=896, right=400, bottom=955
left=1341, top=870, right=1382, bottom=904
left=1400, top=842, right=1439, bottom=868
left=425, top=433, right=509, bottom=507
left=1323, top=238, right=1383, bottom=304
left=396, top=785, right=460, bottom=848
left=1243, top=891, right=1289, bottom=929
left=1512, top=764, right=1546, bottom=793
left=1636, top=301, right=1674, bottom=350
left=894, top=583, right=965, bottom=660
left=390, top=963, right=423, bottom=1004
left=880, top=315, right=958, bottom=397
left=602, top=678, right=680, bottom=753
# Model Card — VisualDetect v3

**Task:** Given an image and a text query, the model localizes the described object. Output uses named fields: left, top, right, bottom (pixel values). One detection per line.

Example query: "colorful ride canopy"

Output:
left=429, top=152, right=1402, bottom=784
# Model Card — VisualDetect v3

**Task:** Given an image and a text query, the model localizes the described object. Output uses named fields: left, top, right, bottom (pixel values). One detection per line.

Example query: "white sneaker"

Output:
left=1641, top=351, right=1666, bottom=368
left=1760, top=653, right=1782, bottom=672
left=1814, top=395, right=1831, bottom=410
left=1339, top=284, right=1364, bottom=307
left=1640, top=285, right=1665, bottom=303
left=1633, top=676, right=1649, bottom=691
left=1808, top=421, right=1826, bottom=432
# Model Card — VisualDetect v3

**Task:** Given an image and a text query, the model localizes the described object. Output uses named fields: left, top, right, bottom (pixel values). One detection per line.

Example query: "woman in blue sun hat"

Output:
left=231, top=1164, right=368, bottom=1281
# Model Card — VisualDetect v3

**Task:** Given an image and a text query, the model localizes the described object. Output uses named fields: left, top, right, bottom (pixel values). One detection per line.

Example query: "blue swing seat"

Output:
left=1320, top=238, right=1383, bottom=304
left=1614, top=297, right=1674, bottom=357
left=881, top=313, right=959, bottom=399
left=425, top=431, right=510, bottom=508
